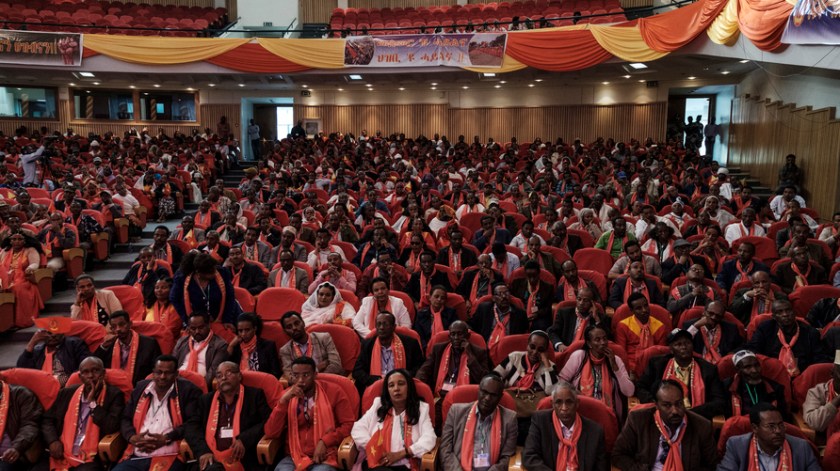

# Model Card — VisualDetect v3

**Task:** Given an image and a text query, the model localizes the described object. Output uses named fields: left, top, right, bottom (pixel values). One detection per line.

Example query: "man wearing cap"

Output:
left=17, top=317, right=90, bottom=388
left=681, top=301, right=743, bottom=364
left=802, top=350, right=840, bottom=435
left=715, top=242, right=770, bottom=293
left=724, top=350, right=789, bottom=419
left=275, top=225, right=307, bottom=262
left=636, top=328, right=726, bottom=420
left=608, top=240, right=662, bottom=281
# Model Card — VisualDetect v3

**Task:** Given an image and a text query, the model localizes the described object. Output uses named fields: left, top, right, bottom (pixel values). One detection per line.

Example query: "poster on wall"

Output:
left=781, top=0, right=840, bottom=44
left=0, top=29, right=82, bottom=66
left=344, top=33, right=507, bottom=68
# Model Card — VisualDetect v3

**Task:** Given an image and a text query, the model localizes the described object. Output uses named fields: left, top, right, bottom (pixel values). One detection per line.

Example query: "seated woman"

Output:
left=559, top=324, right=635, bottom=422
left=398, top=233, right=431, bottom=274
left=227, top=312, right=281, bottom=377
left=569, top=208, right=603, bottom=241
left=351, top=368, right=437, bottom=471
left=301, top=281, right=356, bottom=326
left=413, top=285, right=458, bottom=349
left=0, top=231, right=43, bottom=328
left=143, top=277, right=183, bottom=340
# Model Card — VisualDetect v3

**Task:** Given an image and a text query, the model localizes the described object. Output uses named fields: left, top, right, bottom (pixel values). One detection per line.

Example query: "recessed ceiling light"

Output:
left=629, top=63, right=647, bottom=69
left=367, top=87, right=373, bottom=91
left=92, top=82, right=100, bottom=85
left=494, top=85, right=501, bottom=88
left=462, top=86, right=469, bottom=89
left=535, top=79, right=543, bottom=82
left=740, top=59, right=749, bottom=63
left=79, top=72, right=95, bottom=77
left=687, top=76, right=696, bottom=80
left=365, top=83, right=372, bottom=87
left=431, top=82, right=438, bottom=86
left=398, top=87, right=405, bottom=91
left=500, top=80, right=507, bottom=84
left=208, top=83, right=215, bottom=87
left=528, top=84, right=535, bottom=87
left=153, top=84, right=160, bottom=88
left=602, top=81, right=610, bottom=85
left=129, top=85, right=135, bottom=89
left=186, top=87, right=194, bottom=91
left=143, top=92, right=149, bottom=95
left=623, top=75, right=631, bottom=79
left=68, top=82, right=75, bottom=86
left=238, top=83, right=245, bottom=87
left=638, top=80, right=645, bottom=83
left=721, top=70, right=731, bottom=75
left=85, top=90, right=90, bottom=93
left=482, top=73, right=496, bottom=77
left=302, top=84, right=308, bottom=88
left=338, top=88, right=344, bottom=91
left=431, top=86, right=437, bottom=90
left=349, top=74, right=363, bottom=80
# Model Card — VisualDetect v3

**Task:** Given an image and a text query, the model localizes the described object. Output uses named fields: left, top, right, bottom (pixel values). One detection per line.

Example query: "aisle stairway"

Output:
left=726, top=166, right=774, bottom=202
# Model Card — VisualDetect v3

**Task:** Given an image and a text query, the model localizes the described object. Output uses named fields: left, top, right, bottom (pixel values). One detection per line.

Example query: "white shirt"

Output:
left=510, top=233, right=545, bottom=251
left=653, top=420, right=685, bottom=471
left=351, top=397, right=436, bottom=466
left=724, top=222, right=766, bottom=244
left=114, top=192, right=140, bottom=216
left=306, top=246, right=347, bottom=270
left=489, top=253, right=520, bottom=280
left=133, top=382, right=179, bottom=458
left=769, top=195, right=806, bottom=220
left=180, top=337, right=209, bottom=377
left=352, top=295, right=411, bottom=337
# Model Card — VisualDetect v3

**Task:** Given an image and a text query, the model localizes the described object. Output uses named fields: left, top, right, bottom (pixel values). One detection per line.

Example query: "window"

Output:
left=276, top=106, right=294, bottom=139
left=0, top=86, right=57, bottom=119
left=72, top=89, right=133, bottom=120
left=139, top=92, right=196, bottom=121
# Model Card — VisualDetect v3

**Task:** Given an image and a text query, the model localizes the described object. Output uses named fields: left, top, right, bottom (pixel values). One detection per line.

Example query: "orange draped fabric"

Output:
left=638, top=0, right=730, bottom=51
left=738, top=0, right=793, bottom=51
left=206, top=43, right=313, bottom=73
left=505, top=29, right=613, bottom=72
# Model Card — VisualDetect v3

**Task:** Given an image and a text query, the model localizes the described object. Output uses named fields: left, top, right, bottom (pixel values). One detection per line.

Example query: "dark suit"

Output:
left=519, top=253, right=563, bottom=280
left=522, top=411, right=608, bottom=471
left=635, top=354, right=727, bottom=419
left=806, top=296, right=840, bottom=329
left=352, top=333, right=424, bottom=394
left=197, top=242, right=230, bottom=261
left=185, top=385, right=271, bottom=469
left=122, top=262, right=171, bottom=305
left=548, top=308, right=610, bottom=349
left=722, top=375, right=789, bottom=420
left=661, top=254, right=713, bottom=286
left=455, top=269, right=502, bottom=301
left=715, top=259, right=769, bottom=293
left=405, top=270, right=454, bottom=304
left=744, top=319, right=831, bottom=373
left=172, top=335, right=230, bottom=389
left=436, top=246, right=478, bottom=272
left=472, top=228, right=512, bottom=252
left=773, top=261, right=826, bottom=294
left=94, top=334, right=162, bottom=386
left=416, top=343, right=491, bottom=395
left=718, top=433, right=820, bottom=471
left=0, top=384, right=42, bottom=462
left=509, top=278, right=555, bottom=330
left=666, top=283, right=721, bottom=316
left=612, top=407, right=717, bottom=471
left=682, top=319, right=743, bottom=359
left=16, top=336, right=90, bottom=374
left=440, top=403, right=518, bottom=471
left=413, top=306, right=458, bottom=349
left=729, top=288, right=787, bottom=325
left=228, top=338, right=281, bottom=378
left=230, top=262, right=268, bottom=296
left=468, top=303, right=529, bottom=344
left=608, top=277, right=666, bottom=309
left=42, top=384, right=125, bottom=458
left=120, top=378, right=202, bottom=444
left=550, top=234, right=584, bottom=256
left=554, top=279, right=600, bottom=303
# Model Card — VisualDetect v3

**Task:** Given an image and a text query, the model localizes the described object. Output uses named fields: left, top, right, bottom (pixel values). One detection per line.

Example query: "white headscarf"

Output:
left=300, top=281, right=356, bottom=326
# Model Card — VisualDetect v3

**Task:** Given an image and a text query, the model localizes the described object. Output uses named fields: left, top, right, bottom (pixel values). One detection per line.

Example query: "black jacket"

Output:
left=120, top=378, right=203, bottom=444
left=455, top=269, right=503, bottom=301
left=548, top=307, right=611, bottom=349
left=42, top=384, right=125, bottom=445
left=228, top=338, right=281, bottom=378
left=16, top=336, right=91, bottom=373
left=95, top=334, right=162, bottom=386
left=522, top=411, right=608, bottom=471
left=744, top=319, right=831, bottom=372
left=806, top=297, right=840, bottom=329
left=468, top=302, right=529, bottom=344
left=352, top=333, right=424, bottom=394
left=230, top=262, right=268, bottom=296
left=435, top=246, right=478, bottom=272
left=1, top=384, right=42, bottom=456
left=413, top=306, right=458, bottom=350
left=404, top=270, right=453, bottom=304
left=416, top=342, right=491, bottom=394
left=635, top=354, right=727, bottom=420
left=681, top=319, right=743, bottom=359
left=608, top=277, right=666, bottom=309
left=509, top=278, right=555, bottom=331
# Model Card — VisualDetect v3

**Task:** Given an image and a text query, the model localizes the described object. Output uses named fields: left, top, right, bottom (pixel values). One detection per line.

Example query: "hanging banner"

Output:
left=0, top=29, right=83, bottom=66
left=344, top=33, right=507, bottom=68
left=782, top=0, right=840, bottom=44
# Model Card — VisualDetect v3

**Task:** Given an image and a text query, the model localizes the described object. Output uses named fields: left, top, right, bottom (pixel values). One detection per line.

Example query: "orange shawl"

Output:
left=460, top=403, right=502, bottom=471
left=653, top=410, right=686, bottom=471
left=111, top=331, right=140, bottom=384
left=365, top=409, right=418, bottom=471
left=288, top=383, right=337, bottom=470
left=553, top=412, right=582, bottom=471
left=205, top=386, right=245, bottom=471
left=370, top=335, right=406, bottom=377
left=663, top=358, right=706, bottom=408
left=52, top=385, right=105, bottom=471
left=433, top=344, right=470, bottom=396
left=747, top=434, right=792, bottom=471
left=121, top=384, right=183, bottom=468
left=579, top=355, right=614, bottom=408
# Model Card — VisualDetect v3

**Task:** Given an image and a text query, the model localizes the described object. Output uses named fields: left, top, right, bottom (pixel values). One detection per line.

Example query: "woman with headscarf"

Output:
left=569, top=208, right=603, bottom=241
left=429, top=204, right=455, bottom=236
left=301, top=281, right=356, bottom=326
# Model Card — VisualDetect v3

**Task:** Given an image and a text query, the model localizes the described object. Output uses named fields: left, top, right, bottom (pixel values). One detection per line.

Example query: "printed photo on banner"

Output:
left=344, top=33, right=507, bottom=68
left=0, top=29, right=82, bottom=66
left=782, top=0, right=840, bottom=44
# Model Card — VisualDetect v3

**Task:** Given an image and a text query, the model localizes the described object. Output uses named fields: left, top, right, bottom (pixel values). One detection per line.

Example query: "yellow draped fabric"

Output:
left=257, top=38, right=345, bottom=69
left=707, top=0, right=741, bottom=45
left=83, top=35, right=250, bottom=64
left=462, top=54, right=527, bottom=73
left=590, top=24, right=669, bottom=62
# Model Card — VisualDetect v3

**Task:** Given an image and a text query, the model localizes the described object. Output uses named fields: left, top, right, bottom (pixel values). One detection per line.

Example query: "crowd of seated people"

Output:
left=2, top=126, right=840, bottom=469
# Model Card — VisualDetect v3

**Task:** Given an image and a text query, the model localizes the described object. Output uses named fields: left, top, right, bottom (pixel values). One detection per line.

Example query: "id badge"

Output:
left=474, top=453, right=491, bottom=468
left=220, top=427, right=234, bottom=439
left=441, top=382, right=454, bottom=392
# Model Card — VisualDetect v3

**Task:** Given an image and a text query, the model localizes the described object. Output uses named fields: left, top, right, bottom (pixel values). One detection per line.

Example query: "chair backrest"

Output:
left=535, top=394, right=620, bottom=451
left=427, top=330, right=487, bottom=355
left=307, top=323, right=360, bottom=372
left=573, top=248, right=614, bottom=272
left=509, top=267, right=556, bottom=287
left=490, top=333, right=531, bottom=365
left=792, top=362, right=833, bottom=406
left=445, top=293, right=468, bottom=321
left=339, top=289, right=361, bottom=311
left=262, top=321, right=292, bottom=351
left=362, top=377, right=435, bottom=424
left=318, top=373, right=360, bottom=416
left=241, top=370, right=284, bottom=408
left=470, top=296, right=525, bottom=317
left=133, top=321, right=176, bottom=354
left=577, top=269, right=608, bottom=301
left=824, top=431, right=840, bottom=471
left=440, top=384, right=516, bottom=422
left=67, top=368, right=133, bottom=400
left=0, top=368, right=60, bottom=409
left=730, top=236, right=779, bottom=263
left=717, top=415, right=813, bottom=457
left=234, top=287, right=256, bottom=313
left=678, top=307, right=746, bottom=338
left=256, top=287, right=307, bottom=321
left=178, top=369, right=208, bottom=393
left=102, top=285, right=145, bottom=320
left=633, top=345, right=671, bottom=378
left=789, top=286, right=840, bottom=319
left=746, top=314, right=774, bottom=339
left=716, top=353, right=792, bottom=404
left=389, top=290, right=416, bottom=323
left=68, top=320, right=107, bottom=351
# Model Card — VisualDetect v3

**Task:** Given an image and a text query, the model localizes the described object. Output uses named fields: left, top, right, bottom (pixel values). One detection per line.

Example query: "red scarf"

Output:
left=623, top=278, right=650, bottom=304
left=515, top=355, right=540, bottom=390
left=699, top=326, right=722, bottom=364
left=563, top=277, right=588, bottom=302
left=729, top=375, right=777, bottom=416
left=663, top=358, right=706, bottom=408
left=669, top=283, right=713, bottom=309
left=238, top=336, right=257, bottom=372
left=579, top=354, right=614, bottom=408
left=448, top=249, right=461, bottom=272
left=653, top=410, right=686, bottom=471
left=365, top=409, right=417, bottom=471
left=790, top=262, right=811, bottom=288
left=735, top=261, right=754, bottom=283
left=460, top=403, right=502, bottom=471
left=525, top=280, right=540, bottom=319
left=777, top=326, right=800, bottom=377
left=747, top=435, right=792, bottom=471
left=183, top=272, right=227, bottom=322
left=121, top=384, right=183, bottom=469
left=369, top=335, right=406, bottom=377
left=112, top=331, right=140, bottom=384
left=274, top=268, right=297, bottom=288
left=52, top=385, right=106, bottom=471
left=751, top=291, right=775, bottom=319
left=825, top=380, right=840, bottom=435
left=553, top=413, right=582, bottom=471
left=205, top=386, right=245, bottom=471
left=488, top=307, right=510, bottom=353
left=429, top=306, right=445, bottom=339
left=419, top=269, right=436, bottom=306
left=196, top=211, right=213, bottom=228
left=606, top=231, right=629, bottom=256
left=186, top=332, right=213, bottom=373
left=288, top=383, right=338, bottom=470
left=434, top=344, right=470, bottom=395
left=367, top=298, right=393, bottom=333
left=469, top=272, right=492, bottom=304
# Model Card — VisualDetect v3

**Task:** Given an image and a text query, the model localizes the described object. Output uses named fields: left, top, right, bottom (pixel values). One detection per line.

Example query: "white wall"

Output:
left=713, top=85, right=734, bottom=165
left=236, top=0, right=298, bottom=28
left=736, top=68, right=840, bottom=113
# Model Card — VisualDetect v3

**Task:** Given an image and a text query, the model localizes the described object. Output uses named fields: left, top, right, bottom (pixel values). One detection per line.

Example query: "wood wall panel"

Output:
left=124, top=0, right=217, bottom=7
left=301, top=0, right=339, bottom=24
left=729, top=95, right=840, bottom=221
left=296, top=104, right=449, bottom=137
left=200, top=104, right=241, bottom=135
left=349, top=0, right=457, bottom=9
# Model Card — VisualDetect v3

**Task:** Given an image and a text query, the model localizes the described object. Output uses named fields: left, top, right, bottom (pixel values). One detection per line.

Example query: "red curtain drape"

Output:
left=506, top=29, right=613, bottom=71
left=205, top=43, right=312, bottom=73
left=639, top=0, right=730, bottom=51
left=738, top=0, right=793, bottom=51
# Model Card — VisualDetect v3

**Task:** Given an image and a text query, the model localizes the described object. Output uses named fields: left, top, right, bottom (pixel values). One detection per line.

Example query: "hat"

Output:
left=672, top=197, right=685, bottom=207
left=666, top=328, right=692, bottom=344
left=674, top=239, right=691, bottom=249
left=34, top=317, right=72, bottom=334
left=89, top=140, right=100, bottom=147
left=93, top=157, right=102, bottom=163
left=717, top=167, right=729, bottom=175
left=617, top=171, right=627, bottom=179
left=732, top=349, right=757, bottom=367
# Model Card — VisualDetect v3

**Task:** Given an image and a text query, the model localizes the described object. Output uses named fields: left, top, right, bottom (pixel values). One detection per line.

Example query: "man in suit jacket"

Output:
left=548, top=287, right=609, bottom=351
left=267, top=249, right=310, bottom=293
left=510, top=260, right=555, bottom=330
left=278, top=311, right=343, bottom=378
left=149, top=226, right=184, bottom=268
left=681, top=301, right=743, bottom=363
left=404, top=251, right=453, bottom=306
left=806, top=295, right=840, bottom=329
left=436, top=229, right=478, bottom=278
left=172, top=312, right=230, bottom=389
left=352, top=311, right=424, bottom=394
left=519, top=236, right=563, bottom=281
left=715, top=241, right=769, bottom=293
left=608, top=262, right=666, bottom=309
left=95, top=311, right=162, bottom=386
left=773, top=246, right=827, bottom=294
left=440, top=375, right=518, bottom=471
left=730, top=271, right=786, bottom=325
left=122, top=247, right=172, bottom=305
left=612, top=380, right=717, bottom=471
left=70, top=274, right=124, bottom=326
left=547, top=221, right=584, bottom=257
left=241, top=226, right=273, bottom=269
left=523, top=382, right=609, bottom=471
left=666, top=264, right=721, bottom=316
left=718, top=403, right=820, bottom=471
left=170, top=215, right=206, bottom=249
left=472, top=215, right=512, bottom=252
left=456, top=254, right=503, bottom=311
left=635, top=329, right=727, bottom=420
left=468, top=283, right=529, bottom=347
left=417, top=321, right=491, bottom=398
left=413, top=286, right=459, bottom=349
left=0, top=378, right=42, bottom=470
left=197, top=231, right=230, bottom=263
left=17, top=317, right=90, bottom=387
left=555, top=260, right=601, bottom=303
left=224, top=245, right=267, bottom=296
left=185, top=362, right=270, bottom=471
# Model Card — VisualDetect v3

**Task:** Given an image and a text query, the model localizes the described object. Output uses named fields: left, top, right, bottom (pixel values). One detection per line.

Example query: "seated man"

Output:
left=773, top=246, right=826, bottom=294
left=241, top=226, right=273, bottom=269
left=95, top=310, right=161, bottom=385
left=307, top=252, right=357, bottom=294
left=555, top=259, right=600, bottom=303
left=608, top=240, right=662, bottom=281
left=356, top=250, right=407, bottom=298
left=224, top=245, right=267, bottom=296
left=352, top=312, right=423, bottom=394
left=779, top=221, right=830, bottom=270
left=548, top=287, right=609, bottom=352
left=682, top=301, right=743, bottom=364
left=472, top=215, right=512, bottom=253
left=278, top=311, right=343, bottom=379
left=806, top=294, right=840, bottom=329
left=70, top=274, right=123, bottom=326
left=413, top=285, right=458, bottom=349
left=405, top=251, right=453, bottom=307
left=615, top=293, right=669, bottom=375
left=275, top=225, right=308, bottom=262
left=227, top=312, right=281, bottom=377
left=661, top=239, right=712, bottom=286
left=41, top=357, right=125, bottom=471
left=819, top=211, right=840, bottom=251
left=612, top=379, right=717, bottom=470
left=547, top=221, right=584, bottom=256
left=435, top=229, right=477, bottom=278
left=38, top=212, right=76, bottom=271
left=17, top=317, right=90, bottom=387
left=468, top=283, right=529, bottom=352
left=666, top=264, right=720, bottom=317
left=594, top=216, right=636, bottom=259
left=173, top=312, right=229, bottom=389
left=802, top=349, right=840, bottom=434
left=510, top=260, right=555, bottom=330
left=122, top=247, right=171, bottom=306
left=456, top=254, right=503, bottom=312
left=440, top=374, right=518, bottom=471
left=264, top=356, right=356, bottom=471
left=489, top=241, right=520, bottom=280
left=635, top=329, right=727, bottom=420
left=607, top=261, right=666, bottom=309
left=307, top=228, right=347, bottom=271
left=267, top=249, right=310, bottom=293
left=715, top=241, right=769, bottom=294
left=352, top=277, right=412, bottom=337
left=170, top=215, right=205, bottom=249
left=730, top=271, right=784, bottom=325
left=718, top=403, right=820, bottom=471
left=744, top=299, right=830, bottom=377
left=148, top=226, right=184, bottom=268
left=196, top=230, right=229, bottom=263
left=114, top=355, right=203, bottom=471
left=522, top=382, right=608, bottom=471
left=416, top=321, right=490, bottom=399
left=0, top=375, right=41, bottom=471
left=185, top=362, right=271, bottom=471
left=723, top=207, right=765, bottom=244
left=519, top=236, right=563, bottom=281
left=724, top=350, right=789, bottom=419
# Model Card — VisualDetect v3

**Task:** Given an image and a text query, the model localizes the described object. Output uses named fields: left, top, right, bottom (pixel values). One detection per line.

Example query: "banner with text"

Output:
left=344, top=33, right=507, bottom=68
left=781, top=0, right=840, bottom=44
left=0, top=30, right=82, bottom=66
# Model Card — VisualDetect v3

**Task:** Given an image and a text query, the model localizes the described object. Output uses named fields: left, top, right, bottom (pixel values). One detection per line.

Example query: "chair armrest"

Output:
left=421, top=440, right=439, bottom=471
left=97, top=432, right=126, bottom=462
left=180, top=440, right=194, bottom=462
left=33, top=268, right=53, bottom=283
left=793, top=411, right=816, bottom=443
left=338, top=436, right=358, bottom=470
left=257, top=435, right=281, bottom=465
left=508, top=446, right=524, bottom=471
left=62, top=247, right=85, bottom=261
left=713, top=415, right=726, bottom=431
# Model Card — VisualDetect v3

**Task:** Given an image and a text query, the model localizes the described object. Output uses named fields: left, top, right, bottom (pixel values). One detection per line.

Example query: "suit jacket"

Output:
left=744, top=319, right=831, bottom=372
left=121, top=263, right=171, bottom=305
left=522, top=411, right=608, bottom=471
left=455, top=269, right=503, bottom=302
left=197, top=242, right=230, bottom=261
left=472, top=227, right=512, bottom=252
left=635, top=354, right=727, bottom=419
left=170, top=227, right=206, bottom=245
left=682, top=319, right=743, bottom=359
left=70, top=290, right=124, bottom=325
left=661, top=255, right=713, bottom=286
left=0, top=384, right=42, bottom=455
left=715, top=258, right=769, bottom=292
left=468, top=303, right=529, bottom=344
left=42, top=384, right=125, bottom=446
left=229, top=337, right=282, bottom=378
left=730, top=288, right=787, bottom=325
left=416, top=343, right=491, bottom=394
left=806, top=296, right=840, bottom=329
left=230, top=261, right=268, bottom=296
left=352, top=333, right=424, bottom=393
left=120, top=378, right=202, bottom=444
left=612, top=407, right=717, bottom=471
left=608, top=277, right=666, bottom=309
left=413, top=306, right=458, bottom=349
left=436, top=246, right=478, bottom=272
left=267, top=266, right=310, bottom=293
left=16, top=336, right=90, bottom=373
left=548, top=307, right=610, bottom=349
left=185, top=385, right=271, bottom=467
left=520, top=253, right=563, bottom=280
left=718, top=433, right=820, bottom=471
left=278, top=332, right=344, bottom=378
left=509, top=278, right=555, bottom=330
left=405, top=270, right=454, bottom=304
left=440, top=403, right=518, bottom=471
left=774, top=261, right=826, bottom=294
left=95, top=333, right=162, bottom=385
left=666, top=283, right=721, bottom=315
left=173, top=334, right=230, bottom=389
